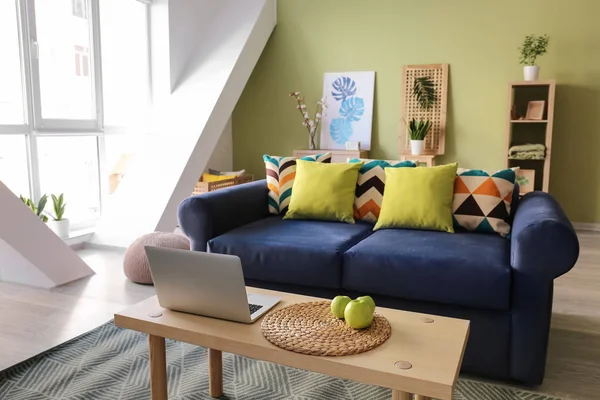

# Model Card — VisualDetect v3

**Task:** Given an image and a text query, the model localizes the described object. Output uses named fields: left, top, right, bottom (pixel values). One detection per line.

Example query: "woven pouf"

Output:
left=123, top=232, right=190, bottom=284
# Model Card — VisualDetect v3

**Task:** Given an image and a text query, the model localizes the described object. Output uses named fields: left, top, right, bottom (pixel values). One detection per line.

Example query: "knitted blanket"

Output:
left=508, top=143, right=546, bottom=160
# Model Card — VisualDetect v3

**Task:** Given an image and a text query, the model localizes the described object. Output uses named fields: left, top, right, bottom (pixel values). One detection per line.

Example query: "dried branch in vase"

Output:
left=289, top=92, right=327, bottom=150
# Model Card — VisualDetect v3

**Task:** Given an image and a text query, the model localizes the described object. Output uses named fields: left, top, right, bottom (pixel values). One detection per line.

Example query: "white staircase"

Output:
left=92, top=0, right=277, bottom=247
left=0, top=181, right=94, bottom=288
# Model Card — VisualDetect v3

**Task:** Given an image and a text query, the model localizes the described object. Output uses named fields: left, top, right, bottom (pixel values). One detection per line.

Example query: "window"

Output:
left=72, top=0, right=88, bottom=19
left=104, top=133, right=144, bottom=195
left=100, top=0, right=151, bottom=197
left=0, top=135, right=30, bottom=197
left=0, top=0, right=151, bottom=232
left=38, top=136, right=101, bottom=221
left=31, top=0, right=99, bottom=125
left=100, top=0, right=150, bottom=130
left=0, top=0, right=26, bottom=126
left=74, top=45, right=90, bottom=77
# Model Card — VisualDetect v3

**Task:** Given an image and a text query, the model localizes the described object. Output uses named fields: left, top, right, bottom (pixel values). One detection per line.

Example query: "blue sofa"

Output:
left=178, top=180, right=579, bottom=385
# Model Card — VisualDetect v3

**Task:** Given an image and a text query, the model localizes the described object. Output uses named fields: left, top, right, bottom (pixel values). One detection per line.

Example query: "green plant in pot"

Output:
left=20, top=195, right=49, bottom=223
left=407, top=76, right=436, bottom=155
left=408, top=119, right=432, bottom=155
left=47, top=193, right=70, bottom=238
left=519, top=34, right=549, bottom=81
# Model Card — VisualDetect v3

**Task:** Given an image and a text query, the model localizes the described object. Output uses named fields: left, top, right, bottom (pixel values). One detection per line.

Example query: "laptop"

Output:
left=144, top=246, right=280, bottom=323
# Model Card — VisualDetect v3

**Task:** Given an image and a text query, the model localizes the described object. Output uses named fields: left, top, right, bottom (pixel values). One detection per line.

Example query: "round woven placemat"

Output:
left=261, top=301, right=391, bottom=356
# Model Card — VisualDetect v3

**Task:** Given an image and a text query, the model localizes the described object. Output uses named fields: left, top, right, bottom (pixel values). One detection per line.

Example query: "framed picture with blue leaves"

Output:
left=320, top=71, right=375, bottom=150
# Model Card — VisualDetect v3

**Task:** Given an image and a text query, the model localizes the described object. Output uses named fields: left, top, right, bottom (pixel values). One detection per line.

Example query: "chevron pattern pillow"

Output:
left=453, top=168, right=517, bottom=236
left=348, top=158, right=416, bottom=223
left=263, top=152, right=332, bottom=215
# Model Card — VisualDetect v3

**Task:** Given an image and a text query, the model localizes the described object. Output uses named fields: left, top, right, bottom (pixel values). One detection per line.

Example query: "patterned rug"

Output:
left=0, top=321, right=563, bottom=400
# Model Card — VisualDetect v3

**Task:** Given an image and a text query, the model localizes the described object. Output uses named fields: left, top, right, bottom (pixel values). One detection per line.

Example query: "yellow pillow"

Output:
left=284, top=160, right=363, bottom=224
left=374, top=163, right=458, bottom=233
left=202, top=172, right=236, bottom=182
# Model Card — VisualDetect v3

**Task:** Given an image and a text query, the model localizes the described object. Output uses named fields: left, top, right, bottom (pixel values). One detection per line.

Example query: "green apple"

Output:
left=330, top=296, right=352, bottom=318
left=356, top=296, right=376, bottom=312
left=344, top=299, right=374, bottom=329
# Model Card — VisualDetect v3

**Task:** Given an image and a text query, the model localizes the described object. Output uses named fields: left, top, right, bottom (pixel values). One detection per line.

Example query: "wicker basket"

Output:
left=191, top=174, right=254, bottom=195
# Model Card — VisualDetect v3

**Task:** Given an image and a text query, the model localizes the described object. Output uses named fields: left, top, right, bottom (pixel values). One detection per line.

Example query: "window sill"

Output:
left=63, top=227, right=95, bottom=248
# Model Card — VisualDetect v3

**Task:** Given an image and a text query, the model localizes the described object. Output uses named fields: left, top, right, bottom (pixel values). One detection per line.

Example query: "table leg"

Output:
left=391, top=389, right=411, bottom=400
left=209, top=349, right=223, bottom=398
left=149, top=335, right=168, bottom=400
left=415, top=395, right=431, bottom=400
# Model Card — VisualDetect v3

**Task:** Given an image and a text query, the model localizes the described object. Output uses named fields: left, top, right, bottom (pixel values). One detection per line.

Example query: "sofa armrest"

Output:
left=511, top=192, right=579, bottom=280
left=177, top=180, right=270, bottom=251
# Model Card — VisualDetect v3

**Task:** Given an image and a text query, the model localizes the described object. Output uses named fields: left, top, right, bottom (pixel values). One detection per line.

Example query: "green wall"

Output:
left=233, top=0, right=600, bottom=223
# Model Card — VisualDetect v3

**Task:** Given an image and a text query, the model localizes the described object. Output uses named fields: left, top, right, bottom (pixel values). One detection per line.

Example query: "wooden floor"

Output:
left=0, top=247, right=155, bottom=371
left=543, top=231, right=600, bottom=399
left=0, top=232, right=599, bottom=399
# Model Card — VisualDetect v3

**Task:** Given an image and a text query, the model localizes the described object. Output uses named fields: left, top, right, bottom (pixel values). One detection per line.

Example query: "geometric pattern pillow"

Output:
left=453, top=168, right=517, bottom=236
left=263, top=152, right=332, bottom=215
left=348, top=158, right=416, bottom=223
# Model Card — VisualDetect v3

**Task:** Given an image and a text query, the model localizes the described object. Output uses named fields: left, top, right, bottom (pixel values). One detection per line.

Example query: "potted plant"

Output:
left=20, top=195, right=48, bottom=222
left=47, top=193, right=70, bottom=238
left=408, top=119, right=432, bottom=155
left=519, top=34, right=549, bottom=81
left=407, top=76, right=437, bottom=155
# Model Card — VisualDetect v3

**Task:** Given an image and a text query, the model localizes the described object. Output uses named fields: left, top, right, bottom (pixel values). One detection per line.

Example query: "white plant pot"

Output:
left=48, top=219, right=70, bottom=238
left=410, top=140, right=424, bottom=155
left=523, top=65, right=540, bottom=81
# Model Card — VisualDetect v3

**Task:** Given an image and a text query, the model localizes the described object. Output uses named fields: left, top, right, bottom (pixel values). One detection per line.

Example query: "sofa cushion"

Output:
left=208, top=216, right=373, bottom=289
left=263, top=152, right=331, bottom=215
left=453, top=168, right=517, bottom=236
left=347, top=158, right=416, bottom=223
left=374, top=163, right=458, bottom=233
left=343, top=229, right=511, bottom=310
left=284, top=160, right=362, bottom=224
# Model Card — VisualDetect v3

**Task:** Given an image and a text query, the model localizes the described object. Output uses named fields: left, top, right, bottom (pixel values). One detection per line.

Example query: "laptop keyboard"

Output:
left=249, top=303, right=263, bottom=315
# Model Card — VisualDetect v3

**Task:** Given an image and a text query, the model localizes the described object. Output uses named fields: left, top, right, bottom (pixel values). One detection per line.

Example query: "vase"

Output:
left=523, top=66, right=539, bottom=81
left=308, top=128, right=316, bottom=150
left=48, top=219, right=70, bottom=238
left=410, top=140, right=424, bottom=155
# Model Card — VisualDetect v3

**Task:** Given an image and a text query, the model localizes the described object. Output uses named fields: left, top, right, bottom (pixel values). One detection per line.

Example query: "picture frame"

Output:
left=320, top=71, right=375, bottom=150
left=525, top=101, right=545, bottom=120
left=515, top=169, right=536, bottom=194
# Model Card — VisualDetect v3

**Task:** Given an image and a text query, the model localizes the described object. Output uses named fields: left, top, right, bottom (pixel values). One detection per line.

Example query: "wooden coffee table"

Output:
left=115, top=288, right=469, bottom=400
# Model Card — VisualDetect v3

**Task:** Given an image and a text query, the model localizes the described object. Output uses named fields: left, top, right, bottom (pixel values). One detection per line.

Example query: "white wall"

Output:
left=149, top=0, right=171, bottom=100
left=207, top=118, right=233, bottom=172
left=168, top=0, right=219, bottom=90
left=92, top=0, right=276, bottom=247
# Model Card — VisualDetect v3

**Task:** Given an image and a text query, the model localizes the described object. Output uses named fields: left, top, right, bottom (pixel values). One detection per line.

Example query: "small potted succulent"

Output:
left=408, top=119, right=432, bottom=155
left=519, top=34, right=549, bottom=81
left=406, top=76, right=436, bottom=155
left=20, top=194, right=49, bottom=222
left=47, top=193, right=70, bottom=238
